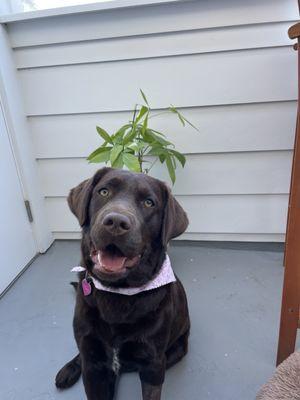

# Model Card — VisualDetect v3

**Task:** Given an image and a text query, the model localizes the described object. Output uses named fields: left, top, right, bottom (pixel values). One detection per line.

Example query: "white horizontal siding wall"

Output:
left=6, top=0, right=299, bottom=241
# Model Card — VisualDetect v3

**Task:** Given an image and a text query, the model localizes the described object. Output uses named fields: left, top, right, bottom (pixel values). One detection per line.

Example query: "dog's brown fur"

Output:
left=55, top=168, right=190, bottom=400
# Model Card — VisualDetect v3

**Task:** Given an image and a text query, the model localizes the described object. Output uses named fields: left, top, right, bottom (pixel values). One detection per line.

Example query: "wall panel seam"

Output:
left=24, top=99, right=298, bottom=118
left=16, top=44, right=294, bottom=71
left=35, top=151, right=294, bottom=161
left=44, top=194, right=290, bottom=198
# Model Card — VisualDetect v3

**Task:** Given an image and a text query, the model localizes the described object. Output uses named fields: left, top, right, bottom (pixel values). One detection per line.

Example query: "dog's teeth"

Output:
left=97, top=252, right=101, bottom=265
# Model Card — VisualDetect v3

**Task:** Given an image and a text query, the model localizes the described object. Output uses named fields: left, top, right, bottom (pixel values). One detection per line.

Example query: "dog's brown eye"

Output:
left=144, top=199, right=154, bottom=208
left=99, top=188, right=109, bottom=197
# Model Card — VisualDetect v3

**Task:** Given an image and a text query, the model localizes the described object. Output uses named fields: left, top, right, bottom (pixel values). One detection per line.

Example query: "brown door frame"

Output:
left=276, top=23, right=300, bottom=366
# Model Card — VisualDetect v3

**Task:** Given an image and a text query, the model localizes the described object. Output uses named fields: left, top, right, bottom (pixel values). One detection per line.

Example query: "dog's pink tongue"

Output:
left=99, top=251, right=126, bottom=272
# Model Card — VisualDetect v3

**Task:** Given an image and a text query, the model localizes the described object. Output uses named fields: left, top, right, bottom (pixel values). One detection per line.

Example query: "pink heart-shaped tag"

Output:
left=82, top=278, right=92, bottom=296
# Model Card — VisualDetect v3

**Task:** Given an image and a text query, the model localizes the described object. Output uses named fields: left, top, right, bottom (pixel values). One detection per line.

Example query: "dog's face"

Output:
left=68, top=168, right=188, bottom=286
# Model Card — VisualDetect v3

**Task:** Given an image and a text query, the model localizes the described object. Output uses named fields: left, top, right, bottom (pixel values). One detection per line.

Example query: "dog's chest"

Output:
left=111, top=347, right=121, bottom=374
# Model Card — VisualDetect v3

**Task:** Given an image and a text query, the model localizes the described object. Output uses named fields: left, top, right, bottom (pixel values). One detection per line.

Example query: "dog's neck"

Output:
left=72, top=254, right=176, bottom=296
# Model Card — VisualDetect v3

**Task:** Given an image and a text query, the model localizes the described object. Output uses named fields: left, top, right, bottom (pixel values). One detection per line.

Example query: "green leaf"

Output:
left=145, top=129, right=173, bottom=146
left=169, top=105, right=200, bottom=131
left=111, top=153, right=124, bottom=169
left=147, top=146, right=166, bottom=157
left=96, top=126, right=113, bottom=144
left=135, top=106, right=148, bottom=123
left=87, top=145, right=107, bottom=161
left=140, top=89, right=149, bottom=106
left=135, top=139, right=149, bottom=151
left=125, top=142, right=139, bottom=152
left=159, top=154, right=166, bottom=163
left=169, top=105, right=185, bottom=127
left=113, top=124, right=132, bottom=143
left=123, top=127, right=137, bottom=145
left=171, top=154, right=177, bottom=169
left=115, top=124, right=132, bottom=135
left=165, top=154, right=176, bottom=184
left=110, top=144, right=123, bottom=165
left=181, top=115, right=200, bottom=132
left=170, top=149, right=186, bottom=167
left=149, top=129, right=166, bottom=137
left=122, top=152, right=141, bottom=172
left=141, top=128, right=154, bottom=144
left=87, top=147, right=112, bottom=163
left=142, top=114, right=148, bottom=135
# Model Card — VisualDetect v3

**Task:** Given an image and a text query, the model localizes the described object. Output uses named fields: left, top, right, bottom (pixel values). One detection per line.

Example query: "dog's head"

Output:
left=68, top=167, right=188, bottom=287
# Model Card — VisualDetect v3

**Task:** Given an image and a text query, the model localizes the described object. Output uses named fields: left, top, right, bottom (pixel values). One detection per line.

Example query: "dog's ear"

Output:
left=161, top=185, right=189, bottom=247
left=67, top=167, right=111, bottom=227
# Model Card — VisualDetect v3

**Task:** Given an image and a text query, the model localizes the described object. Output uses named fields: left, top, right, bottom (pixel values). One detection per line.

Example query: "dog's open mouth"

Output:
left=91, top=244, right=141, bottom=274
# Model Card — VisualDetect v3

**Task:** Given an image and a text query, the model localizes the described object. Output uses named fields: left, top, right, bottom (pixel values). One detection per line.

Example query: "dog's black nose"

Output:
left=102, top=213, right=131, bottom=235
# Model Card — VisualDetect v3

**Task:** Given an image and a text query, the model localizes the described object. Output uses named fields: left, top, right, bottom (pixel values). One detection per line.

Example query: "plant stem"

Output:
left=132, top=104, right=143, bottom=172
left=141, top=146, right=150, bottom=155
left=138, top=152, right=143, bottom=172
left=146, top=157, right=158, bottom=173
left=131, top=105, right=143, bottom=172
left=132, top=105, right=138, bottom=124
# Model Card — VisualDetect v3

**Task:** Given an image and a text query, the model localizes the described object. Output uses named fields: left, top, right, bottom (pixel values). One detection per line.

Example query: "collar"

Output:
left=71, top=254, right=176, bottom=296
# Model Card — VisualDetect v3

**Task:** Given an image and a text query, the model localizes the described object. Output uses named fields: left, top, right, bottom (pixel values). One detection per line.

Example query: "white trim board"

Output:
left=0, top=0, right=183, bottom=23
left=4, top=0, right=299, bottom=48
left=0, top=24, right=53, bottom=252
left=53, top=232, right=286, bottom=243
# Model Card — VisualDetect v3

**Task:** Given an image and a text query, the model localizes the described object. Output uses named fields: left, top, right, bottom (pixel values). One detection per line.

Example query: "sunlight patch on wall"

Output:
left=5, top=0, right=114, bottom=13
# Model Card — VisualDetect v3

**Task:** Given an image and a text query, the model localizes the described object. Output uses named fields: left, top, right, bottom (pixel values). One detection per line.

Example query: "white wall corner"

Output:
left=0, top=23, right=53, bottom=252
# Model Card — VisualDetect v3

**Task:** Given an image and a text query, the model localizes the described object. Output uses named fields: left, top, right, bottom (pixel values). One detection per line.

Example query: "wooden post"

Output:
left=276, top=23, right=300, bottom=366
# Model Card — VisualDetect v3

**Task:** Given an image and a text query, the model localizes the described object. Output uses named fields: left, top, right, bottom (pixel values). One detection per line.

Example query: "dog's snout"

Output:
left=102, top=212, right=131, bottom=235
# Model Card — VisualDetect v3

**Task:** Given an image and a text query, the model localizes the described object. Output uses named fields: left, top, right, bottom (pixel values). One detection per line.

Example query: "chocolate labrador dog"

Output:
left=55, top=167, right=190, bottom=400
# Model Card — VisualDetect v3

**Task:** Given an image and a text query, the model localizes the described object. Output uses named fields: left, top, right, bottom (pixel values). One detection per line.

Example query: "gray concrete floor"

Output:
left=0, top=240, right=295, bottom=400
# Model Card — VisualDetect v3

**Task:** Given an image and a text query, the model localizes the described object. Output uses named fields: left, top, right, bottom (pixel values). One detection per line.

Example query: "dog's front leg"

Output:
left=140, top=360, right=165, bottom=400
left=141, top=382, right=162, bottom=400
left=81, top=335, right=117, bottom=400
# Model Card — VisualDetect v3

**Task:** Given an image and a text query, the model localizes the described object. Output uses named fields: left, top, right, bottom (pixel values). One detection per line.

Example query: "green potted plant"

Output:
left=87, top=90, right=198, bottom=184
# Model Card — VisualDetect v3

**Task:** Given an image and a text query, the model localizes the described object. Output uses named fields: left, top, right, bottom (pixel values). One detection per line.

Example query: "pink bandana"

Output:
left=71, top=254, right=176, bottom=296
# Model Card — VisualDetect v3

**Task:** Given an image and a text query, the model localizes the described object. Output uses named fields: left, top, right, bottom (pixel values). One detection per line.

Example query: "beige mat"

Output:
left=256, top=350, right=300, bottom=400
